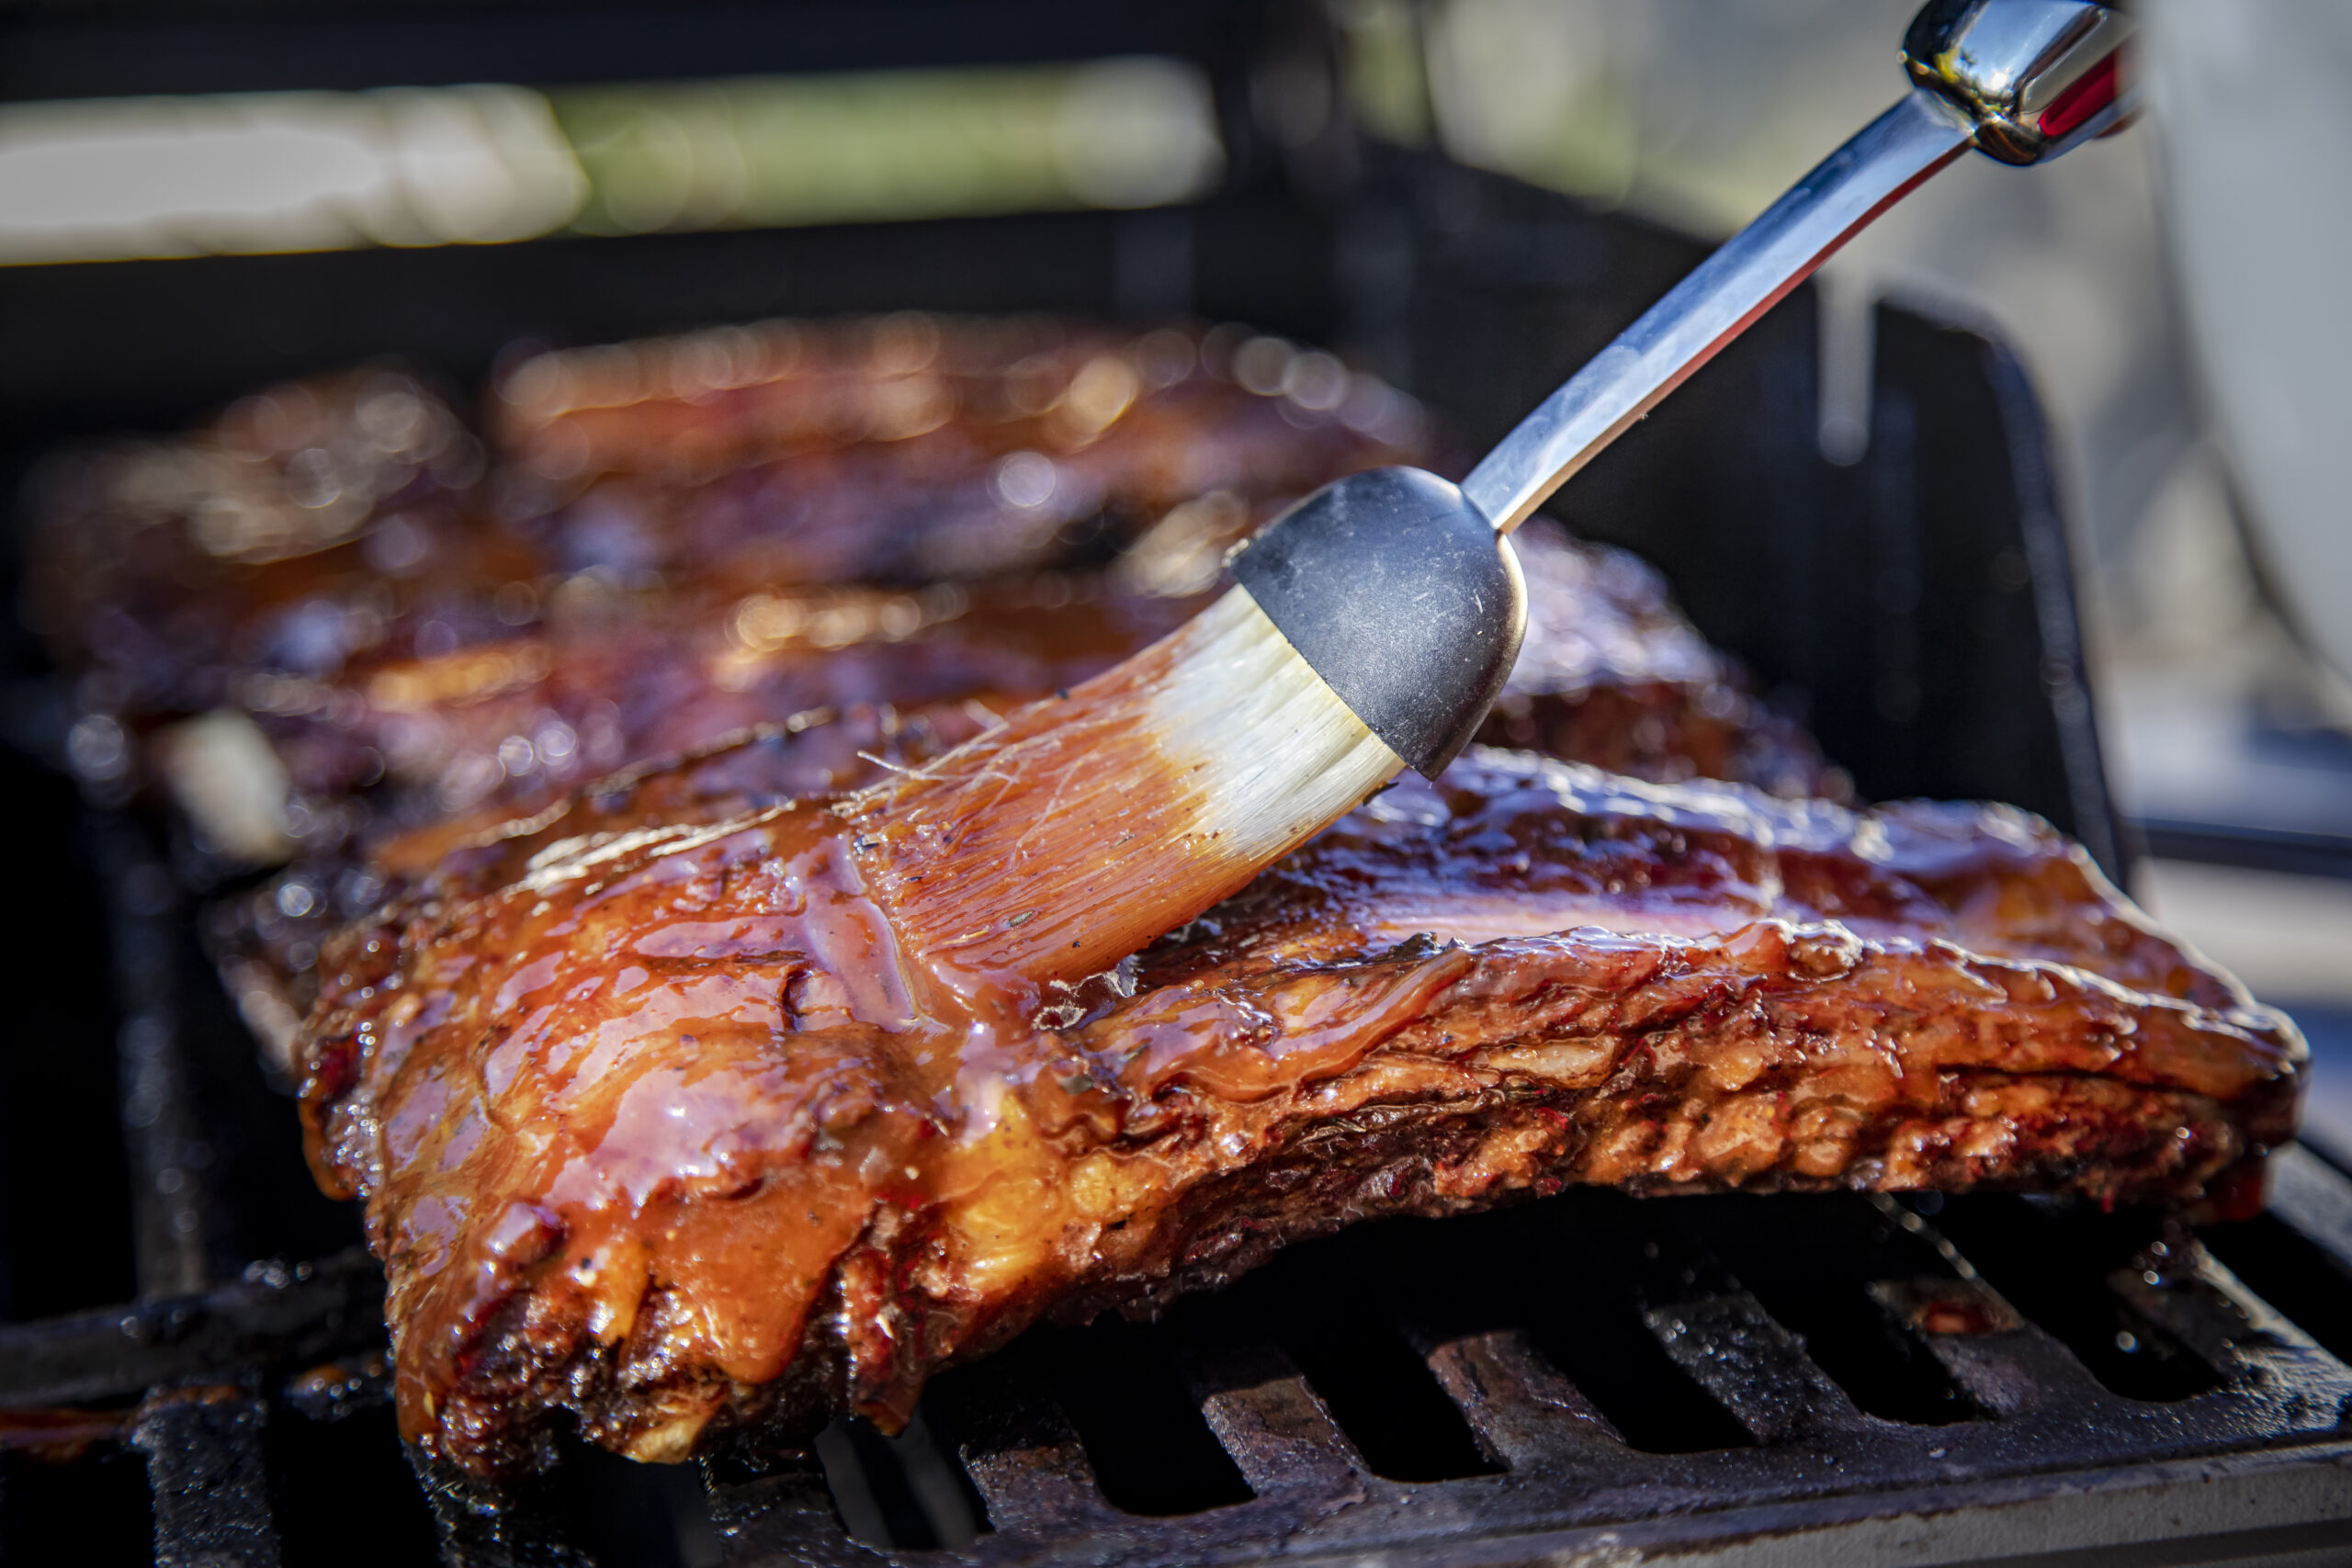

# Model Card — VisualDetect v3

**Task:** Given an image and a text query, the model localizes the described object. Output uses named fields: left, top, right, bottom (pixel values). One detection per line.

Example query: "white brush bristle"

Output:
left=848, top=583, right=1406, bottom=987
left=1150, top=587, right=1404, bottom=861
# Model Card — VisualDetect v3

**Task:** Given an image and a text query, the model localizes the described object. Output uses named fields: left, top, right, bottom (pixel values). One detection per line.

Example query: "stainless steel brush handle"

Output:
left=1462, top=0, right=2134, bottom=536
left=1236, top=0, right=2136, bottom=781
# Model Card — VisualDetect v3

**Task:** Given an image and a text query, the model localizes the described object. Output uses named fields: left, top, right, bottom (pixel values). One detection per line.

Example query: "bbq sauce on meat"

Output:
left=300, top=749, right=2303, bottom=1475
left=310, top=799, right=953, bottom=1462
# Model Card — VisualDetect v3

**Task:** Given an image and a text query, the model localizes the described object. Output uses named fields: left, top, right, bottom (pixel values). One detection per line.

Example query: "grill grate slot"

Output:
left=1272, top=1317, right=1501, bottom=1483
left=1518, top=1268, right=1755, bottom=1453
left=265, top=1401, right=438, bottom=1567
left=547, top=1441, right=719, bottom=1568
left=3, top=1443, right=155, bottom=1565
left=1721, top=1280, right=1973, bottom=1427
left=1032, top=1318, right=1253, bottom=1517
left=0, top=761, right=137, bottom=1319
left=2202, top=1213, right=2352, bottom=1368
left=1151, top=1225, right=1503, bottom=1484
left=812, top=1409, right=986, bottom=1551
left=132, top=1386, right=281, bottom=1568
left=1927, top=1196, right=2224, bottom=1403
left=1508, top=1199, right=1759, bottom=1453
left=1669, top=1194, right=1978, bottom=1426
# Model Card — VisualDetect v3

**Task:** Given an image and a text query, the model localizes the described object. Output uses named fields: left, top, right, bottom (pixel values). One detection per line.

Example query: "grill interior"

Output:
left=9, top=202, right=2351, bottom=1568
left=6, top=6, right=2352, bottom=1563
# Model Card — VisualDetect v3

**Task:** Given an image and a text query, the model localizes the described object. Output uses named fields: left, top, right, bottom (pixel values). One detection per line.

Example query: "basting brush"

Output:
left=843, top=468, right=1517, bottom=989
left=846, top=0, right=2135, bottom=991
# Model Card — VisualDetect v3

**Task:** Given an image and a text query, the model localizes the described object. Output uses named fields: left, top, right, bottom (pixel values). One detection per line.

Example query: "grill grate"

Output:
left=701, top=1168, right=2352, bottom=1567
left=10, top=835, right=2352, bottom=1568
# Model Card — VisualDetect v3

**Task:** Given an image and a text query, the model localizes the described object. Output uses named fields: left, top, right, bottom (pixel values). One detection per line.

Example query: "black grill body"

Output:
left=5, top=4, right=2350, bottom=1564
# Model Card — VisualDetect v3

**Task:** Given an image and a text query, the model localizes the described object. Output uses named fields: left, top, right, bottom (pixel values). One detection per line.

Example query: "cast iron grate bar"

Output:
left=94, top=821, right=220, bottom=1300
left=1419, top=1326, right=1627, bottom=1471
left=925, top=1348, right=1112, bottom=1540
left=0, top=1248, right=384, bottom=1410
left=1643, top=1292, right=1869, bottom=1443
left=133, top=1386, right=280, bottom=1568
left=408, top=1445, right=597, bottom=1568
left=1184, top=1343, right=1365, bottom=1501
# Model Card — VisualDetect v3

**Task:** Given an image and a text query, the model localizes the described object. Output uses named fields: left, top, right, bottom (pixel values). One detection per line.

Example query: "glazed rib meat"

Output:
left=34, top=314, right=1826, bottom=856
left=30, top=318, right=1828, bottom=1072
left=206, top=517, right=1828, bottom=1068
left=31, top=318, right=1441, bottom=878
left=297, top=741, right=2301, bottom=1476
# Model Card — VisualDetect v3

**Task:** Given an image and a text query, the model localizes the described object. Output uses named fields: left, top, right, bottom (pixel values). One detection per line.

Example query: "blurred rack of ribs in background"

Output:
left=20, top=312, right=1835, bottom=1078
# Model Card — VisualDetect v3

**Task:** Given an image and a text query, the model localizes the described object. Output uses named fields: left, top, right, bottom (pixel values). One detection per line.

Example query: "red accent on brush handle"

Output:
left=2039, top=51, right=2120, bottom=141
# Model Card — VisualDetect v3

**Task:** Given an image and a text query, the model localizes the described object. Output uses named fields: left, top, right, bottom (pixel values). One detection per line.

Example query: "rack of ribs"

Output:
left=53, top=325, right=1820, bottom=1070
left=28, top=319, right=1828, bottom=1083
left=296, top=735, right=2301, bottom=1475
left=43, top=313, right=2291, bottom=1479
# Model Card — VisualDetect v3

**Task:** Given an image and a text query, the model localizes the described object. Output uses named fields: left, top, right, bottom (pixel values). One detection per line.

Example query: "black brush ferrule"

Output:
left=1230, top=466, right=1526, bottom=780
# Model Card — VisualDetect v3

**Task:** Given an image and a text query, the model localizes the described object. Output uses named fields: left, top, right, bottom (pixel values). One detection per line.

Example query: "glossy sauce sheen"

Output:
left=842, top=627, right=1229, bottom=990
left=220, top=520, right=1830, bottom=1066
left=300, top=746, right=2302, bottom=1474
